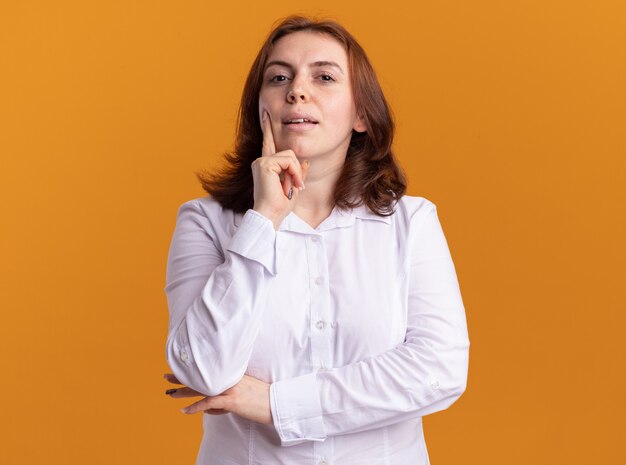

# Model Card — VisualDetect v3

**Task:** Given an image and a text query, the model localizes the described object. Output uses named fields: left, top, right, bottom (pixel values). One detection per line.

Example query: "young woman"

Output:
left=163, top=15, right=470, bottom=464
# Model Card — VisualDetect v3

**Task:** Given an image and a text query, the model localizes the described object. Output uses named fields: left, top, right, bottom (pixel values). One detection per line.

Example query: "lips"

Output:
left=282, top=112, right=319, bottom=124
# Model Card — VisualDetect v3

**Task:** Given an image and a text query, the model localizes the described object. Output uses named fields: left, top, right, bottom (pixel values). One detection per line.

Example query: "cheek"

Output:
left=258, top=94, right=268, bottom=117
left=258, top=93, right=282, bottom=121
left=325, top=94, right=357, bottom=124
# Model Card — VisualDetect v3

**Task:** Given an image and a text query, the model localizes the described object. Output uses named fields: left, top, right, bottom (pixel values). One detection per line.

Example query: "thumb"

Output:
left=288, top=160, right=309, bottom=204
left=289, top=160, right=309, bottom=203
left=301, top=160, right=310, bottom=185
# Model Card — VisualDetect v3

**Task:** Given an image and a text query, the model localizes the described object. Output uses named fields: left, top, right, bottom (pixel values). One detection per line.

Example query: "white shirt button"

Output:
left=318, top=460, right=327, bottom=465
left=316, top=320, right=326, bottom=330
left=180, top=349, right=189, bottom=361
left=431, top=380, right=440, bottom=390
left=311, top=236, right=319, bottom=243
left=315, top=276, right=324, bottom=285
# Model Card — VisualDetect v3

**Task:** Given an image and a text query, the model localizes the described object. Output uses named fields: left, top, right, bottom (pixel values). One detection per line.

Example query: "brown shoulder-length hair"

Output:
left=196, top=15, right=406, bottom=216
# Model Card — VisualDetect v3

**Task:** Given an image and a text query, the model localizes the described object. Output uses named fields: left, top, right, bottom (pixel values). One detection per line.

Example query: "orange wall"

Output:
left=1, top=1, right=624, bottom=463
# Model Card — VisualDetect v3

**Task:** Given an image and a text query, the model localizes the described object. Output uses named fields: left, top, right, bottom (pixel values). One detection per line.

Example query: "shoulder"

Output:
left=395, top=194, right=436, bottom=213
left=392, top=195, right=438, bottom=229
left=175, top=195, right=234, bottom=220
left=173, top=195, right=240, bottom=240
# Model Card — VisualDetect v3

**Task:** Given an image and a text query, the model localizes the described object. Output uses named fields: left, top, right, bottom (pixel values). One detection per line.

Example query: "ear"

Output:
left=353, top=113, right=367, bottom=133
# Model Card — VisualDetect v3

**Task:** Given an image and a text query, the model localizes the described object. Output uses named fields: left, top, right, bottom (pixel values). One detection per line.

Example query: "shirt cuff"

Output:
left=226, top=209, right=278, bottom=276
left=270, top=372, right=326, bottom=446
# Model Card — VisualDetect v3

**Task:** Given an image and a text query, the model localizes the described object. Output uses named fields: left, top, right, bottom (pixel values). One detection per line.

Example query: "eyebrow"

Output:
left=264, top=60, right=345, bottom=75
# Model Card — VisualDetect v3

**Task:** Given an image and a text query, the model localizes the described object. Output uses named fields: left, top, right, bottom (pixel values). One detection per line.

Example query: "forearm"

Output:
left=165, top=205, right=279, bottom=396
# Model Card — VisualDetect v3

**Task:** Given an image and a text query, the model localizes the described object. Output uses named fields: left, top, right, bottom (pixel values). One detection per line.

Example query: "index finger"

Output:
left=261, top=111, right=276, bottom=157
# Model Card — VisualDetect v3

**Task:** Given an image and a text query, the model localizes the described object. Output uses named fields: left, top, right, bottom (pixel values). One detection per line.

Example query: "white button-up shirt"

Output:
left=164, top=195, right=470, bottom=465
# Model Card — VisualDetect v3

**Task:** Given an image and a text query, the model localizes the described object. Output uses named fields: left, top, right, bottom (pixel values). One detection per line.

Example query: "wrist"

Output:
left=252, top=206, right=283, bottom=230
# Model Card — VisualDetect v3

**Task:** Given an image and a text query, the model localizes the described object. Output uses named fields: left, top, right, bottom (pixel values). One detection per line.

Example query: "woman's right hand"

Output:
left=251, top=111, right=309, bottom=229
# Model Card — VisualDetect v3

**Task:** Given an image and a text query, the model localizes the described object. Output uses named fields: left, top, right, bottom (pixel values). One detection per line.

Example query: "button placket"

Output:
left=308, top=234, right=332, bottom=377
left=308, top=233, right=334, bottom=464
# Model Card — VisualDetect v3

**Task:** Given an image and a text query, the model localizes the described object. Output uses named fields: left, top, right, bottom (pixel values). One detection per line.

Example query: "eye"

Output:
left=269, top=74, right=290, bottom=83
left=319, top=73, right=336, bottom=82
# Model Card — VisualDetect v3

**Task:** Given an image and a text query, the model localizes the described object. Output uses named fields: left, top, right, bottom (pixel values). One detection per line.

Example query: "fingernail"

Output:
left=262, top=111, right=267, bottom=121
left=181, top=407, right=191, bottom=414
left=287, top=187, right=293, bottom=200
left=165, top=388, right=178, bottom=395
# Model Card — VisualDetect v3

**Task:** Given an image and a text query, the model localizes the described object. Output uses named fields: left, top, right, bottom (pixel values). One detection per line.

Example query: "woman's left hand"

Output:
left=163, top=373, right=273, bottom=425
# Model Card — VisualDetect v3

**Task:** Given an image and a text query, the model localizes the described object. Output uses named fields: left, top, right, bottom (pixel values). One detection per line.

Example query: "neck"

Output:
left=292, top=156, right=344, bottom=225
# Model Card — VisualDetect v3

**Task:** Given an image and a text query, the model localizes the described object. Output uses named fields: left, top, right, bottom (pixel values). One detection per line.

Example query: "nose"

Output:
left=286, top=78, right=309, bottom=103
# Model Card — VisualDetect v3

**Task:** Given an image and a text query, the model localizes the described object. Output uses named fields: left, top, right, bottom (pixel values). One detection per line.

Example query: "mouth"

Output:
left=283, top=118, right=319, bottom=125
left=282, top=112, right=319, bottom=125
left=282, top=119, right=318, bottom=132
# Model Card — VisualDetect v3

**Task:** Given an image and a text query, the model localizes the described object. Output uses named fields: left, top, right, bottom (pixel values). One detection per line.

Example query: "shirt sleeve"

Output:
left=269, top=202, right=470, bottom=446
left=164, top=200, right=278, bottom=396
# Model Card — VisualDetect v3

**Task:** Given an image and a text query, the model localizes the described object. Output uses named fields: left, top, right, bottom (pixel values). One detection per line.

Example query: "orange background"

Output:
left=1, top=1, right=624, bottom=463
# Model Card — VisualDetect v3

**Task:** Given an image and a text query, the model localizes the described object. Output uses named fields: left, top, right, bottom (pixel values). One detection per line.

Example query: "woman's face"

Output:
left=258, top=31, right=366, bottom=163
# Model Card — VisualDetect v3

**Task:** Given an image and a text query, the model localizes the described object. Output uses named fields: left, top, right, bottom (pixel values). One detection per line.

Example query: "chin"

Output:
left=277, top=142, right=311, bottom=158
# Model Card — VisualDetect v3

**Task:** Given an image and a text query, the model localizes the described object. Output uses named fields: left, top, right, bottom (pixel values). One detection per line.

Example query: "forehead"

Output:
left=266, top=31, right=348, bottom=67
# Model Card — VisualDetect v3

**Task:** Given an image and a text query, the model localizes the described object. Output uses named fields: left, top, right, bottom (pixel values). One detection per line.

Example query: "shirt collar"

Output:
left=250, top=204, right=391, bottom=233
left=234, top=204, right=391, bottom=233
